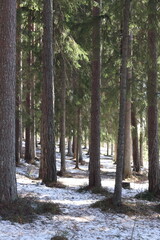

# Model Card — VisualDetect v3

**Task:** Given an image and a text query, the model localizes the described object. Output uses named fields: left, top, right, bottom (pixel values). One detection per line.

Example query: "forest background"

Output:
left=0, top=0, right=160, bottom=208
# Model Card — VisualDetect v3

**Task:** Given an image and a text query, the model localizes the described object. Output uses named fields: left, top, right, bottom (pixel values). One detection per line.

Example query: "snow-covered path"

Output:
left=0, top=154, right=160, bottom=240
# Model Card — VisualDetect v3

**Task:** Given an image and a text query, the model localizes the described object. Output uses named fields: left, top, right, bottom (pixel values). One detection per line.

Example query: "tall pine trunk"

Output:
left=113, top=0, right=130, bottom=206
left=60, top=56, right=66, bottom=174
left=25, top=13, right=35, bottom=163
left=123, top=33, right=132, bottom=179
left=131, top=103, right=140, bottom=172
left=123, top=100, right=132, bottom=179
left=89, top=0, right=101, bottom=188
left=67, top=136, right=73, bottom=157
left=41, top=0, right=57, bottom=184
left=0, top=0, right=17, bottom=203
left=147, top=0, right=159, bottom=194
left=16, top=0, right=22, bottom=165
left=139, top=115, right=143, bottom=167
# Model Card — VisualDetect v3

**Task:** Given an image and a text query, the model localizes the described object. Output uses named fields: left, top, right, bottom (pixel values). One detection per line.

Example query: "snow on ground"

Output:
left=0, top=148, right=160, bottom=240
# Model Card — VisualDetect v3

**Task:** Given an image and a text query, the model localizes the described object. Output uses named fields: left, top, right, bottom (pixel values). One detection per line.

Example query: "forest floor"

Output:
left=0, top=146, right=160, bottom=240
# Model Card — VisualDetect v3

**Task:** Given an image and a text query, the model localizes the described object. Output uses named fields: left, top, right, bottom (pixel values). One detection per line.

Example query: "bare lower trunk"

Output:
left=60, top=56, right=66, bottom=174
left=106, top=142, right=109, bottom=156
left=131, top=103, right=140, bottom=172
left=113, top=0, right=130, bottom=206
left=89, top=0, right=101, bottom=188
left=147, top=0, right=159, bottom=194
left=139, top=116, right=143, bottom=167
left=0, top=0, right=17, bottom=203
left=123, top=100, right=132, bottom=179
left=15, top=0, right=22, bottom=165
left=41, top=0, right=57, bottom=183
left=67, top=136, right=73, bottom=156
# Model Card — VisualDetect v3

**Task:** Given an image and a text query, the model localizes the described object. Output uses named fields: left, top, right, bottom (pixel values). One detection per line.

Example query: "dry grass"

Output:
left=45, top=181, right=66, bottom=188
left=51, top=236, right=68, bottom=240
left=78, top=186, right=112, bottom=197
left=91, top=197, right=160, bottom=217
left=0, top=197, right=61, bottom=224
left=135, top=190, right=160, bottom=201
left=125, top=172, right=148, bottom=183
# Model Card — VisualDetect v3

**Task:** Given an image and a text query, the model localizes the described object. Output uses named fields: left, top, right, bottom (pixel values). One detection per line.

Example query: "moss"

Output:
left=35, top=201, right=61, bottom=215
left=77, top=186, right=111, bottom=197
left=91, top=197, right=156, bottom=216
left=45, top=181, right=66, bottom=188
left=51, top=236, right=68, bottom=240
left=135, top=190, right=160, bottom=201
left=0, top=197, right=61, bottom=224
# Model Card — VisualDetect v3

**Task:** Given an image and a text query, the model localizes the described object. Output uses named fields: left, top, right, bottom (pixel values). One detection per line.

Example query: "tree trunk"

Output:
left=67, top=136, right=73, bottom=157
left=30, top=23, right=36, bottom=160
left=89, top=0, right=101, bottom=188
left=111, top=143, right=114, bottom=156
left=76, top=108, right=83, bottom=167
left=0, top=0, right=17, bottom=203
left=60, top=56, right=66, bottom=174
left=41, top=0, right=57, bottom=184
left=25, top=13, right=34, bottom=163
left=123, top=100, right=132, bottom=179
left=84, top=129, right=88, bottom=149
left=147, top=0, right=159, bottom=194
left=113, top=0, right=130, bottom=206
left=139, top=115, right=143, bottom=167
left=75, top=109, right=80, bottom=168
left=123, top=33, right=132, bottom=179
left=16, top=0, right=22, bottom=165
left=131, top=103, right=140, bottom=172
left=72, top=131, right=77, bottom=159
left=107, top=142, right=109, bottom=156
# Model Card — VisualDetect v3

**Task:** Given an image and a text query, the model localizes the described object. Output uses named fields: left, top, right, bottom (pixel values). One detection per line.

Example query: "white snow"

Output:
left=0, top=148, right=160, bottom=240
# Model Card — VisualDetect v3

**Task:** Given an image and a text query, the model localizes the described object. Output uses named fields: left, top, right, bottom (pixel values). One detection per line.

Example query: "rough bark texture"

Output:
left=25, top=14, right=35, bottom=163
left=89, top=0, right=101, bottom=188
left=60, top=56, right=66, bottom=174
left=30, top=27, right=36, bottom=160
left=0, top=0, right=17, bottom=202
left=131, top=103, right=140, bottom=172
left=147, top=0, right=159, bottom=194
left=139, top=116, right=143, bottom=167
left=113, top=0, right=130, bottom=206
left=16, top=0, right=22, bottom=165
left=76, top=108, right=83, bottom=167
left=67, top=136, right=73, bottom=156
left=123, top=33, right=132, bottom=179
left=72, top=133, right=77, bottom=159
left=123, top=100, right=132, bottom=179
left=41, top=0, right=57, bottom=183
left=107, top=142, right=109, bottom=156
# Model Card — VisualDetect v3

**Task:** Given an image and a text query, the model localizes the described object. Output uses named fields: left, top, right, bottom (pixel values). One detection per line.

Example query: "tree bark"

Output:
left=67, top=136, right=73, bottom=156
left=0, top=0, right=17, bottom=203
left=25, top=13, right=35, bottom=163
left=123, top=100, right=132, bottom=179
left=113, top=0, right=130, bottom=206
left=131, top=103, right=140, bottom=172
left=147, top=0, right=160, bottom=194
left=41, top=0, right=57, bottom=183
left=16, top=0, right=22, bottom=165
left=123, top=33, right=132, bottom=179
left=89, top=0, right=101, bottom=188
left=139, top=115, right=143, bottom=167
left=60, top=56, right=66, bottom=174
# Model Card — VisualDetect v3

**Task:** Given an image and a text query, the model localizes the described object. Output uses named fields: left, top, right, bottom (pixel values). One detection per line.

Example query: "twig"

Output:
left=131, top=216, right=137, bottom=240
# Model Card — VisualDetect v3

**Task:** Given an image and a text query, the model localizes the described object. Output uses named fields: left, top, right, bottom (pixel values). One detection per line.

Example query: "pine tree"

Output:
left=41, top=0, right=57, bottom=184
left=0, top=0, right=17, bottom=203
left=89, top=0, right=101, bottom=188
left=113, top=0, right=130, bottom=206
left=147, top=0, right=160, bottom=194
